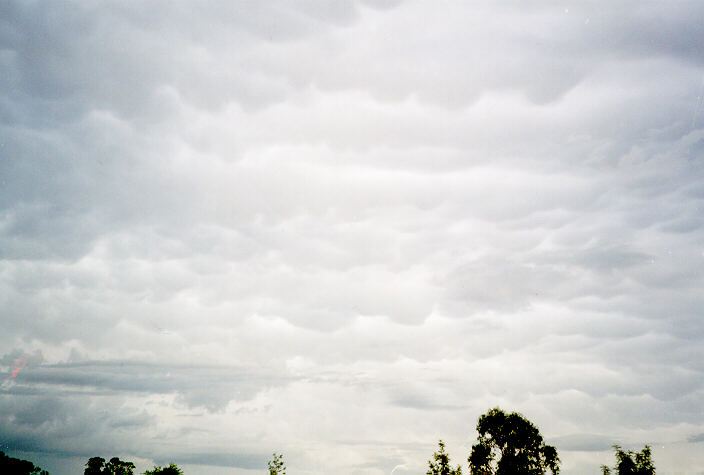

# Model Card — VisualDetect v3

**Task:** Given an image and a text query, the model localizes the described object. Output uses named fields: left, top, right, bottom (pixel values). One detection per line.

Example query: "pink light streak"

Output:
left=8, top=356, right=26, bottom=379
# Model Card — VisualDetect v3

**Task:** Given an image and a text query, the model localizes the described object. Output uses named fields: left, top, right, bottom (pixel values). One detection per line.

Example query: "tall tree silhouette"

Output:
left=469, top=407, right=559, bottom=475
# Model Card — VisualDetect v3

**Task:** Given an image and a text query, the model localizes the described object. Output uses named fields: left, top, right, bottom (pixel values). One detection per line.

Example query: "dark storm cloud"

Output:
left=0, top=394, right=152, bottom=456
left=0, top=392, right=270, bottom=472
left=5, top=360, right=293, bottom=412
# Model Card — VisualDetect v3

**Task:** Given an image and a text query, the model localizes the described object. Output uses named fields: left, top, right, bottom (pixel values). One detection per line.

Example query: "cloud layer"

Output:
left=1, top=1, right=704, bottom=473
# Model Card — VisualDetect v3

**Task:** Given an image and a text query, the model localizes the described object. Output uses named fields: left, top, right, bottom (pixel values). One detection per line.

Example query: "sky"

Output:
left=1, top=1, right=704, bottom=474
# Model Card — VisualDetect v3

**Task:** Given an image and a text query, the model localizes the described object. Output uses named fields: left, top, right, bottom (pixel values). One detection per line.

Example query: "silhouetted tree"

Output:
left=84, top=457, right=135, bottom=475
left=267, top=453, right=286, bottom=475
left=468, top=407, right=559, bottom=475
left=85, top=457, right=106, bottom=475
left=105, top=457, right=135, bottom=475
left=601, top=445, right=654, bottom=475
left=143, top=463, right=183, bottom=475
left=0, top=451, right=49, bottom=475
left=427, top=440, right=462, bottom=475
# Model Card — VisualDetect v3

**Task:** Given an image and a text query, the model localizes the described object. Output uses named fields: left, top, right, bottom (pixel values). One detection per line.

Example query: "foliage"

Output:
left=427, top=440, right=462, bottom=475
left=267, top=453, right=286, bottom=475
left=105, top=457, right=136, bottom=475
left=468, top=407, right=559, bottom=475
left=84, top=456, right=135, bottom=475
left=143, top=463, right=183, bottom=475
left=600, top=445, right=655, bottom=475
left=0, top=451, right=50, bottom=475
left=85, top=457, right=106, bottom=475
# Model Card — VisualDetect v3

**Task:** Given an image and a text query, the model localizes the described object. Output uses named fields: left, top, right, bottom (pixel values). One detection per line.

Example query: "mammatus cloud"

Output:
left=1, top=1, right=704, bottom=474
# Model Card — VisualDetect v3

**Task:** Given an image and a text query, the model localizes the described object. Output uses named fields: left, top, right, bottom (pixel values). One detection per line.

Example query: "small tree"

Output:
left=427, top=440, right=462, bottom=475
left=601, top=445, right=655, bottom=475
left=267, top=453, right=286, bottom=475
left=143, top=463, right=183, bottom=475
left=468, top=407, right=559, bottom=475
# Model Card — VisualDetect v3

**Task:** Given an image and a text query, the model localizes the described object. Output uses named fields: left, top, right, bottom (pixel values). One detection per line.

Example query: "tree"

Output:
left=85, top=457, right=106, bottom=475
left=104, top=457, right=136, bottom=475
left=143, top=463, right=183, bottom=475
left=601, top=445, right=655, bottom=475
left=0, top=451, right=50, bottom=475
left=267, top=453, right=286, bottom=475
left=468, top=407, right=559, bottom=475
left=84, top=457, right=135, bottom=475
left=427, top=440, right=462, bottom=475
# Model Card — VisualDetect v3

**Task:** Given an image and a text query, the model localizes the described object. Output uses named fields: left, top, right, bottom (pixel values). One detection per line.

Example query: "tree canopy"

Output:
left=143, top=463, right=184, bottom=475
left=0, top=451, right=49, bottom=475
left=84, top=456, right=135, bottom=475
left=601, top=445, right=655, bottom=475
left=427, top=440, right=462, bottom=475
left=469, top=407, right=559, bottom=475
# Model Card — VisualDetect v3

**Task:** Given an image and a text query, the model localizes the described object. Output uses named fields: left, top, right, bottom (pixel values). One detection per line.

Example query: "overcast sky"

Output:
left=1, top=1, right=704, bottom=474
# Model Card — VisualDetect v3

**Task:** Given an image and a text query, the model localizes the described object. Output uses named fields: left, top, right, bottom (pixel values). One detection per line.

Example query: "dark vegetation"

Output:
left=143, top=463, right=184, bottom=475
left=600, top=445, right=655, bottom=475
left=0, top=451, right=49, bottom=475
left=85, top=457, right=136, bottom=475
left=427, top=407, right=655, bottom=475
left=84, top=457, right=181, bottom=475
left=468, top=407, right=559, bottom=474
left=427, top=440, right=462, bottom=475
left=2, top=407, right=657, bottom=474
left=427, top=407, right=559, bottom=475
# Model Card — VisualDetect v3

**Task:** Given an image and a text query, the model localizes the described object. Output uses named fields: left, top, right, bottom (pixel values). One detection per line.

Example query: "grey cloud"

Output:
left=0, top=394, right=271, bottom=472
left=0, top=394, right=152, bottom=457
left=9, top=361, right=294, bottom=412
left=0, top=0, right=382, bottom=120
left=1, top=1, right=704, bottom=474
left=558, top=3, right=704, bottom=65
left=552, top=433, right=616, bottom=452
left=261, top=2, right=704, bottom=107
left=390, top=396, right=466, bottom=411
left=163, top=452, right=266, bottom=470
left=571, top=246, right=652, bottom=272
left=1, top=349, right=43, bottom=368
